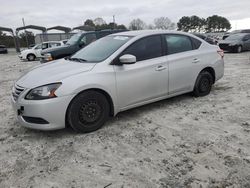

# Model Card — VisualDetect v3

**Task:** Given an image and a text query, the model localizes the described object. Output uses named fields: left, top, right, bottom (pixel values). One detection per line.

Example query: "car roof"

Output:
left=111, top=30, right=193, bottom=37
left=42, top=41, right=62, bottom=43
left=230, top=33, right=248, bottom=37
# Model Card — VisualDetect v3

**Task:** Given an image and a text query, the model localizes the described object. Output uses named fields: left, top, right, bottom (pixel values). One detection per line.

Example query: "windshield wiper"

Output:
left=65, top=57, right=87, bottom=62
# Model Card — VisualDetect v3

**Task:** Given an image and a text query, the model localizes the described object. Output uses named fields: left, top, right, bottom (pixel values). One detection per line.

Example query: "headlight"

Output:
left=229, top=43, right=236, bottom=46
left=25, top=83, right=61, bottom=100
left=44, top=53, right=53, bottom=61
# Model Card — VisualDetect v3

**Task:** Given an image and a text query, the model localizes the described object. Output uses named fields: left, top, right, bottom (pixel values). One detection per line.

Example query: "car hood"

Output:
left=41, top=44, right=74, bottom=54
left=219, top=39, right=240, bottom=44
left=21, top=49, right=33, bottom=54
left=16, top=59, right=96, bottom=88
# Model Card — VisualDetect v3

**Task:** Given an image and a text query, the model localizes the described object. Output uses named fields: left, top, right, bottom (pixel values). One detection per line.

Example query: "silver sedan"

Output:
left=11, top=30, right=224, bottom=133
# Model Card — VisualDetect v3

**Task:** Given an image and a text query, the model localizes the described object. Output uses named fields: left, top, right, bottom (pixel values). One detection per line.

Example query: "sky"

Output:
left=0, top=0, right=250, bottom=32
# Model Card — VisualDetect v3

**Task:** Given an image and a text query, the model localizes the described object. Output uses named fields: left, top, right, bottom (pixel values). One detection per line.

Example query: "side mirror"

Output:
left=119, top=54, right=136, bottom=64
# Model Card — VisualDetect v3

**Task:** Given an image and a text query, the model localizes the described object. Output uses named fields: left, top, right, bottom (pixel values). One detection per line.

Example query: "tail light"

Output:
left=217, top=49, right=224, bottom=58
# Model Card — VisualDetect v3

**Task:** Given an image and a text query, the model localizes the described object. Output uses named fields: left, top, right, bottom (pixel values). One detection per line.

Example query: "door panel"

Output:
left=164, top=34, right=202, bottom=94
left=168, top=51, right=202, bottom=94
left=114, top=35, right=169, bottom=109
left=114, top=56, right=168, bottom=109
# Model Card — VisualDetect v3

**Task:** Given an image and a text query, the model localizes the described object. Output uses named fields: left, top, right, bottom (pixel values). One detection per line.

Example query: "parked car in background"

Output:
left=12, top=30, right=224, bottom=133
left=61, top=39, right=68, bottom=44
left=219, top=33, right=250, bottom=53
left=40, top=29, right=127, bottom=63
left=192, top=33, right=217, bottom=45
left=28, top=44, right=36, bottom=49
left=0, top=45, right=8, bottom=54
left=222, top=29, right=250, bottom=40
left=18, top=41, right=65, bottom=61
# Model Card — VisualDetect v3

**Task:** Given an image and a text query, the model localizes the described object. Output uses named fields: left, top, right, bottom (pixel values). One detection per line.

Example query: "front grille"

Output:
left=12, top=84, right=25, bottom=101
left=22, top=116, right=49, bottom=124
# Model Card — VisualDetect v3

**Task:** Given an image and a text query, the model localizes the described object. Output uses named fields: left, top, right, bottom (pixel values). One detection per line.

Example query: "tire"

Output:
left=236, top=45, right=242, bottom=53
left=67, top=91, right=110, bottom=133
left=193, top=71, right=213, bottom=97
left=27, top=54, right=36, bottom=61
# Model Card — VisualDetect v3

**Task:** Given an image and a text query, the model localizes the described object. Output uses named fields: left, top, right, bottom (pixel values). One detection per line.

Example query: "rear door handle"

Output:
left=192, top=58, right=200, bottom=63
left=155, top=65, right=167, bottom=71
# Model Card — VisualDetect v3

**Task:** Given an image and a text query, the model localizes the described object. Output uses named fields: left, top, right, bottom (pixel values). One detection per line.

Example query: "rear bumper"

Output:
left=11, top=94, right=74, bottom=131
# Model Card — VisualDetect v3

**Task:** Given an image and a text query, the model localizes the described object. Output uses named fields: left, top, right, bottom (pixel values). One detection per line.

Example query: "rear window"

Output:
left=165, top=34, right=193, bottom=55
left=191, top=37, right=202, bottom=49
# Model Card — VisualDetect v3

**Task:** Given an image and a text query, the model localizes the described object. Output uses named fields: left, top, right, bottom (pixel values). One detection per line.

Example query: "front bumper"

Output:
left=219, top=44, right=236, bottom=52
left=40, top=56, right=48, bottom=63
left=18, top=54, right=25, bottom=60
left=11, top=94, right=74, bottom=131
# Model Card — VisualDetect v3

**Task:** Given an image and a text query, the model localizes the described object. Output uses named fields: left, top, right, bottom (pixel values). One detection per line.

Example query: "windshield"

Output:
left=226, top=34, right=244, bottom=41
left=71, top=35, right=132, bottom=62
left=66, top=33, right=82, bottom=45
left=34, top=44, right=42, bottom=49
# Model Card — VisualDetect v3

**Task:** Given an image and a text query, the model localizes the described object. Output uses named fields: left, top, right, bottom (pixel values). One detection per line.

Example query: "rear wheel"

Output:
left=193, top=71, right=213, bottom=97
left=27, top=54, right=36, bottom=61
left=67, top=91, right=110, bottom=133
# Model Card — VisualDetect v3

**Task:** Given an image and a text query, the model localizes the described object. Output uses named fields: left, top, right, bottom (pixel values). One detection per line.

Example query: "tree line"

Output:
left=0, top=15, right=231, bottom=48
left=128, top=15, right=231, bottom=32
left=0, top=31, right=35, bottom=48
left=177, top=15, right=231, bottom=32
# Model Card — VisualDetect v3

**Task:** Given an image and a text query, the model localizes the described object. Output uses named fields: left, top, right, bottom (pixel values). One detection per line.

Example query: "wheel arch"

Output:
left=199, top=67, right=216, bottom=84
left=26, top=53, right=36, bottom=59
left=65, top=88, right=115, bottom=126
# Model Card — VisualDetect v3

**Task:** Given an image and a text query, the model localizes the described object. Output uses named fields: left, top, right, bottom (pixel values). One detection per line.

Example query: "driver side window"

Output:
left=80, top=34, right=97, bottom=47
left=122, top=35, right=163, bottom=62
left=41, top=43, right=48, bottom=49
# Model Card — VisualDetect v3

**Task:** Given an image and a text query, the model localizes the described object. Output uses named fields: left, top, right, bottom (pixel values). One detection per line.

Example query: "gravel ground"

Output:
left=0, top=49, right=250, bottom=188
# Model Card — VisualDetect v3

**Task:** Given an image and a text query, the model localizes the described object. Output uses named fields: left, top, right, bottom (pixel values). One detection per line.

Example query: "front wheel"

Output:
left=193, top=71, right=213, bottom=97
left=236, top=45, right=242, bottom=53
left=67, top=91, right=110, bottom=133
left=27, top=54, right=36, bottom=61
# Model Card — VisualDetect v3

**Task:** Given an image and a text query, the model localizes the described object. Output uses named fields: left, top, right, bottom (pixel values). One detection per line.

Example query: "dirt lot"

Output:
left=0, top=49, right=250, bottom=188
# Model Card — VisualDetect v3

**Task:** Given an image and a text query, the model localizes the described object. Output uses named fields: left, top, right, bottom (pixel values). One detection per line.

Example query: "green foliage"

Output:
left=19, top=31, right=35, bottom=47
left=83, top=18, right=127, bottom=30
left=0, top=31, right=35, bottom=48
left=177, top=15, right=231, bottom=33
left=206, top=15, right=231, bottom=32
left=0, top=31, right=15, bottom=47
left=84, top=19, right=95, bottom=27
left=177, top=16, right=191, bottom=32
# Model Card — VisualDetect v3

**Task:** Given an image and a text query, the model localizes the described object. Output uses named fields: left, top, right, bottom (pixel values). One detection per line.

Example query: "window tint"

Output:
left=41, top=43, right=48, bottom=49
left=80, top=33, right=97, bottom=46
left=190, top=37, right=202, bottom=49
left=72, top=35, right=131, bottom=62
left=122, top=35, right=162, bottom=62
left=98, top=31, right=111, bottom=38
left=165, top=35, right=193, bottom=55
left=49, top=42, right=61, bottom=48
left=35, top=44, right=42, bottom=49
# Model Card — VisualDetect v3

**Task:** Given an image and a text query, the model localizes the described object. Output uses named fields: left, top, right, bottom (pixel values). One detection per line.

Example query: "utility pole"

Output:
left=22, top=18, right=29, bottom=47
left=113, top=15, right=116, bottom=30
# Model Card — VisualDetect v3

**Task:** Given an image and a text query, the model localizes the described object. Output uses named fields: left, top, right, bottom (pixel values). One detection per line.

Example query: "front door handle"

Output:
left=155, top=65, right=167, bottom=71
left=192, top=58, right=200, bottom=63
